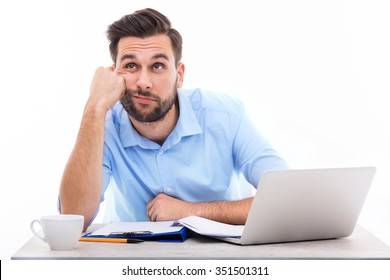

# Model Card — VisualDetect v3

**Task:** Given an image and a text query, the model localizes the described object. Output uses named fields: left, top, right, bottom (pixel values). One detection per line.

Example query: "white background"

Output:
left=0, top=0, right=389, bottom=277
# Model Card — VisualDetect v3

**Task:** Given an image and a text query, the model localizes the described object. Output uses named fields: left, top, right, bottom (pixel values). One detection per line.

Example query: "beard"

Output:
left=120, top=86, right=178, bottom=123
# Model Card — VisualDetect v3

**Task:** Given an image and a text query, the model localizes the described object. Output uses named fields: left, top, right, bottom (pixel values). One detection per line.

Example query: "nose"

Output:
left=135, top=69, right=152, bottom=90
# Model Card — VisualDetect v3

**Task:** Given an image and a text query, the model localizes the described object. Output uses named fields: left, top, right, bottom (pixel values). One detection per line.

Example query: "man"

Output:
left=59, top=8, right=288, bottom=230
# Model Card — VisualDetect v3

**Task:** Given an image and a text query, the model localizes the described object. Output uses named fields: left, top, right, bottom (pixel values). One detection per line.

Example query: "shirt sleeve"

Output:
left=233, top=109, right=289, bottom=188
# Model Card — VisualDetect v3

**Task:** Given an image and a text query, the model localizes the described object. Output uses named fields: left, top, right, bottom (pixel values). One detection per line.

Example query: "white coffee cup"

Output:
left=30, top=214, right=84, bottom=250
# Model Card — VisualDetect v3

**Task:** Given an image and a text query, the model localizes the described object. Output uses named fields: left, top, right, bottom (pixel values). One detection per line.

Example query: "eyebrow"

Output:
left=152, top=53, right=169, bottom=61
left=120, top=54, right=136, bottom=62
left=120, top=53, right=170, bottom=63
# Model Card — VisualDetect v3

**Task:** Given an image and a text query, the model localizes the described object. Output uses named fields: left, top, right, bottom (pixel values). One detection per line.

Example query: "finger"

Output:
left=148, top=206, right=157, bottom=222
left=105, top=66, right=114, bottom=72
left=146, top=196, right=156, bottom=213
left=147, top=207, right=152, bottom=221
left=146, top=198, right=156, bottom=221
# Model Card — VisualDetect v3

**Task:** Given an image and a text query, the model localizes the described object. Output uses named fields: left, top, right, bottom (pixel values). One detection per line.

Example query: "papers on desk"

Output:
left=84, top=220, right=188, bottom=242
left=91, top=221, right=182, bottom=236
left=83, top=216, right=244, bottom=242
left=177, top=216, right=244, bottom=237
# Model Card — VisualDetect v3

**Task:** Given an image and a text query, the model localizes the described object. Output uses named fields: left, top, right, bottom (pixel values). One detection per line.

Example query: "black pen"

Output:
left=109, top=231, right=153, bottom=236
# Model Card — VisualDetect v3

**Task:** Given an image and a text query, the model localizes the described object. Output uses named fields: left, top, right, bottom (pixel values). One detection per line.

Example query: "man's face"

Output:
left=115, top=35, right=184, bottom=122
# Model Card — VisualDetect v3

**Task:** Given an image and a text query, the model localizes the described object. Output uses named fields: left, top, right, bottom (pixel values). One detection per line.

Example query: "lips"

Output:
left=131, top=94, right=156, bottom=104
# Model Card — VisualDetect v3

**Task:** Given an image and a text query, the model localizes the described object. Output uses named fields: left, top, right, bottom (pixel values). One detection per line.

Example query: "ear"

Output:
left=176, top=62, right=185, bottom=88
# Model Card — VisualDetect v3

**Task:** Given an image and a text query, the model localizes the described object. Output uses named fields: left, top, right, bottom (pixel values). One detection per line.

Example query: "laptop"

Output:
left=218, top=166, right=376, bottom=245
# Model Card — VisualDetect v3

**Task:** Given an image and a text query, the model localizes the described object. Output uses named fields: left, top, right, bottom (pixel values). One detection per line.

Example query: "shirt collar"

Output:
left=119, top=89, right=203, bottom=149
left=174, top=88, right=203, bottom=137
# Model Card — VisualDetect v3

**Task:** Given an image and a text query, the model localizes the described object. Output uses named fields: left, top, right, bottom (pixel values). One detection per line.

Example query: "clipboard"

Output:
left=81, top=221, right=190, bottom=243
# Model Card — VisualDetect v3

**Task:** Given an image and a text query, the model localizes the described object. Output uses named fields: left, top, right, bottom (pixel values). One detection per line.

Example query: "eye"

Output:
left=152, top=63, right=164, bottom=71
left=125, top=63, right=137, bottom=70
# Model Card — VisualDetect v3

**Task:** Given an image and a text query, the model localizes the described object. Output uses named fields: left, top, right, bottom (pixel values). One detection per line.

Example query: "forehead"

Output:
left=117, top=35, right=174, bottom=62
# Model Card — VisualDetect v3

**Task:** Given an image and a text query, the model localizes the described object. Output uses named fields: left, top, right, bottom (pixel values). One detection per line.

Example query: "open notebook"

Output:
left=84, top=167, right=375, bottom=245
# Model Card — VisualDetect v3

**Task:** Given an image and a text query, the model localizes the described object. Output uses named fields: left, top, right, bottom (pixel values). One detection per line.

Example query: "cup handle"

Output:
left=30, top=219, right=46, bottom=242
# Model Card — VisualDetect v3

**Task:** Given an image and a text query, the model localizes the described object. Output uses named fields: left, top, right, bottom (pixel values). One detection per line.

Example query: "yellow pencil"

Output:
left=80, top=237, right=144, bottom=243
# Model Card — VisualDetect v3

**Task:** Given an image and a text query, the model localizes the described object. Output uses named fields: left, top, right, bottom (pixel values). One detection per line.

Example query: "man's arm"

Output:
left=59, top=67, right=125, bottom=230
left=147, top=193, right=253, bottom=225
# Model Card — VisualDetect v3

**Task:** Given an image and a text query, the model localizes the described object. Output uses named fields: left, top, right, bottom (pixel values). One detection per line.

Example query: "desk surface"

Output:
left=12, top=225, right=390, bottom=260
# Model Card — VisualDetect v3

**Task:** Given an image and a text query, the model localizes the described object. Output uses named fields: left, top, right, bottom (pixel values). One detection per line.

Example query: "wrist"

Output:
left=191, top=203, right=204, bottom=217
left=83, top=99, right=110, bottom=120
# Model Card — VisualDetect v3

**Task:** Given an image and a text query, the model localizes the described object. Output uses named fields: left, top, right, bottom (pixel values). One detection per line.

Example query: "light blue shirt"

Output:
left=100, top=88, right=288, bottom=222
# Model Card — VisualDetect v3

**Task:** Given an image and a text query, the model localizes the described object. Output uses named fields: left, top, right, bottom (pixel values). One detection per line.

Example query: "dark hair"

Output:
left=106, top=8, right=183, bottom=65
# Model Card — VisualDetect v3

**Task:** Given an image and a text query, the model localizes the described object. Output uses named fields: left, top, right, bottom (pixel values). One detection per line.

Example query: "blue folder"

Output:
left=82, top=226, right=190, bottom=242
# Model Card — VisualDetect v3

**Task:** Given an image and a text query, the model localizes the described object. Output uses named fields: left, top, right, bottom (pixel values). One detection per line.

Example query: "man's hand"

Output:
left=146, top=193, right=254, bottom=225
left=86, top=66, right=126, bottom=114
left=147, top=193, right=199, bottom=222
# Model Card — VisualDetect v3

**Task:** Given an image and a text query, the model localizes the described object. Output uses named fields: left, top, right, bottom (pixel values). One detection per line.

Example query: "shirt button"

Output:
left=166, top=186, right=173, bottom=193
left=159, top=151, right=164, bottom=155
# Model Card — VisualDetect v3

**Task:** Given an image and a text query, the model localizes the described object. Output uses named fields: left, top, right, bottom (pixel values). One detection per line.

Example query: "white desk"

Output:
left=11, top=225, right=390, bottom=260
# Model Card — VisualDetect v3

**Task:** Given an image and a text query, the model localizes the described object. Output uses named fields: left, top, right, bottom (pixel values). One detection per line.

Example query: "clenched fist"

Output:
left=87, top=66, right=126, bottom=114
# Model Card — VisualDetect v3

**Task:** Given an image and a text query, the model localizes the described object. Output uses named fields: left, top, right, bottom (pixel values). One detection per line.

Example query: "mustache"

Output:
left=125, top=89, right=159, bottom=100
